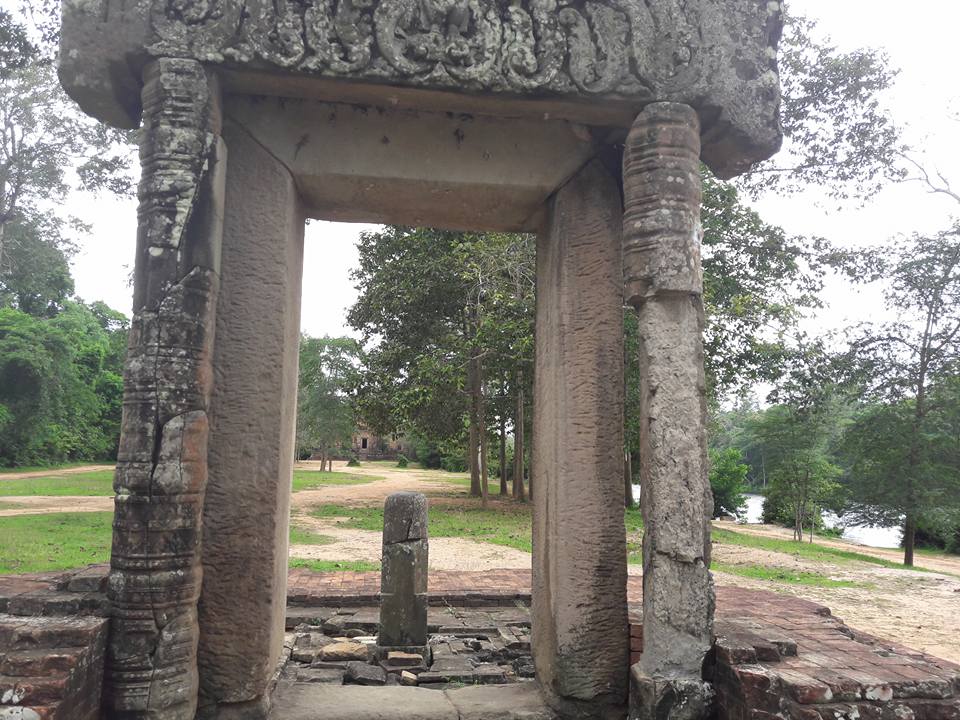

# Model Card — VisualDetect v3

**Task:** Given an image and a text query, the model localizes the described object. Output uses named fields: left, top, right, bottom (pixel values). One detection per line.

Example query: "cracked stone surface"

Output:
left=379, top=493, right=429, bottom=650
left=105, top=57, right=222, bottom=720
left=623, top=103, right=714, bottom=719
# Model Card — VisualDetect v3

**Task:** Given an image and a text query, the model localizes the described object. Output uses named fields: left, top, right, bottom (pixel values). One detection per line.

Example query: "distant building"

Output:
left=310, top=424, right=411, bottom=461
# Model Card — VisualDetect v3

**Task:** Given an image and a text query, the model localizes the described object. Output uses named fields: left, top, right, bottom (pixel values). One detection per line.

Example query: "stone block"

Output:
left=345, top=662, right=388, bottom=686
left=629, top=666, right=714, bottom=720
left=321, top=642, right=370, bottom=663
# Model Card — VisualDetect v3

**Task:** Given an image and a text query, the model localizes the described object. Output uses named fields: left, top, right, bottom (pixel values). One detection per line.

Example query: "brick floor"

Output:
left=4, top=565, right=959, bottom=720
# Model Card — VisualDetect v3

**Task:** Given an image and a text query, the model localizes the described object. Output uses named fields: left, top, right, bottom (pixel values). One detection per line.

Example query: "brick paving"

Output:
left=3, top=565, right=960, bottom=720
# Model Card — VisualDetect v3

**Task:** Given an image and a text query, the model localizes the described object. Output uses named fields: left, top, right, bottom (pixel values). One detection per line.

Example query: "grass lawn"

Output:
left=289, top=559, right=381, bottom=572
left=292, top=470, right=382, bottom=492
left=711, top=527, right=925, bottom=571
left=712, top=561, right=863, bottom=588
left=311, top=502, right=645, bottom=556
left=289, top=525, right=336, bottom=545
left=0, top=471, right=115, bottom=496
left=0, top=512, right=113, bottom=574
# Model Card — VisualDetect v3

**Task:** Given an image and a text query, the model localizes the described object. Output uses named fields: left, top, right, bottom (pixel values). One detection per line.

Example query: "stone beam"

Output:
left=622, top=102, right=715, bottom=720
left=105, top=58, right=223, bottom=719
left=224, top=96, right=598, bottom=232
left=59, top=0, right=784, bottom=178
left=532, top=158, right=628, bottom=719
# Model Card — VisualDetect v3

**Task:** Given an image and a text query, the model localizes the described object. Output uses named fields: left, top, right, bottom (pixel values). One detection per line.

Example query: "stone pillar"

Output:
left=196, top=117, right=305, bottom=718
left=378, top=492, right=429, bottom=655
left=105, top=59, right=224, bottom=719
left=622, top=103, right=715, bottom=720
left=532, top=159, right=628, bottom=719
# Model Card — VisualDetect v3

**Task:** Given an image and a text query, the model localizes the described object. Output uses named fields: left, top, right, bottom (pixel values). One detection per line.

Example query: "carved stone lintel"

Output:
left=622, top=103, right=714, bottom=714
left=59, top=0, right=783, bottom=178
left=106, top=57, right=223, bottom=720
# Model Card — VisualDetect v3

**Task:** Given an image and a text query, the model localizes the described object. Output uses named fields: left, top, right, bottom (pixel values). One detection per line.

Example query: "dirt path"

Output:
left=0, top=495, right=113, bottom=517
left=0, top=464, right=114, bottom=480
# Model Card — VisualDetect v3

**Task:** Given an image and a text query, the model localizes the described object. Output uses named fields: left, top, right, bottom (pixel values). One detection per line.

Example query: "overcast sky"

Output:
left=63, top=0, right=960, bottom=343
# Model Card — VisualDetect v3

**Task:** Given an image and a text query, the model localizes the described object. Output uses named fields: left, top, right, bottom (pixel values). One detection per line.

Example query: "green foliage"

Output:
left=738, top=15, right=903, bottom=201
left=746, top=403, right=843, bottom=541
left=708, top=447, right=748, bottom=518
left=396, top=454, right=409, bottom=468
left=346, top=457, right=360, bottom=467
left=296, top=335, right=359, bottom=460
left=0, top=512, right=113, bottom=574
left=0, top=303, right=126, bottom=465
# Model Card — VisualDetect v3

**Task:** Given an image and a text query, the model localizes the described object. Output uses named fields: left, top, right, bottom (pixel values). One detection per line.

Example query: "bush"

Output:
left=915, top=510, right=960, bottom=554
left=345, top=452, right=360, bottom=467
left=396, top=454, right=408, bottom=468
left=441, top=454, right=467, bottom=473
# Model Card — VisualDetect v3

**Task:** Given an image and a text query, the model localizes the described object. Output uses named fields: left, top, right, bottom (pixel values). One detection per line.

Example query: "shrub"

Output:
left=396, top=454, right=409, bottom=468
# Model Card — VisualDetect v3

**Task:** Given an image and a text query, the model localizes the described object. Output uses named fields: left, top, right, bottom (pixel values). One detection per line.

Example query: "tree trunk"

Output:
left=478, top=358, right=489, bottom=508
left=468, top=354, right=481, bottom=497
left=624, top=450, right=634, bottom=508
left=513, top=375, right=526, bottom=501
left=499, top=416, right=508, bottom=496
left=904, top=513, right=916, bottom=567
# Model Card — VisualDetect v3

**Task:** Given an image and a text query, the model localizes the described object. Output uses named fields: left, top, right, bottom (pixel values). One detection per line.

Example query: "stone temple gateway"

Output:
left=57, top=0, right=782, bottom=717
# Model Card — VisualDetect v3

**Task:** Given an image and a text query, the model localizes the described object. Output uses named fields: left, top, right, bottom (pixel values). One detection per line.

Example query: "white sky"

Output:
left=64, top=0, right=960, bottom=344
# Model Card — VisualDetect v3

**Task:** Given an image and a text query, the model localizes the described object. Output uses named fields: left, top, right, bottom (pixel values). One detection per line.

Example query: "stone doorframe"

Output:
left=59, top=1, right=783, bottom=718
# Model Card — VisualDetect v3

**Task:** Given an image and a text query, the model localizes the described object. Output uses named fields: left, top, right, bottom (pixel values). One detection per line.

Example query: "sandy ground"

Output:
left=0, top=464, right=114, bottom=480
left=4, top=460, right=959, bottom=663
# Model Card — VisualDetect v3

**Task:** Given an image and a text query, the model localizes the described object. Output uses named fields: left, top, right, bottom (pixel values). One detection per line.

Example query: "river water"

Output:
left=629, top=487, right=903, bottom=549
left=742, top=494, right=903, bottom=549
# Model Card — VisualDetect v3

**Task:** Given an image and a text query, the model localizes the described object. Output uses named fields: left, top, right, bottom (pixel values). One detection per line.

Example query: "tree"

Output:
left=841, top=227, right=960, bottom=565
left=749, top=404, right=842, bottom=542
left=738, top=15, right=903, bottom=201
left=708, top=447, right=749, bottom=518
left=348, top=227, right=534, bottom=502
left=0, top=301, right=126, bottom=465
left=297, top=336, right=359, bottom=470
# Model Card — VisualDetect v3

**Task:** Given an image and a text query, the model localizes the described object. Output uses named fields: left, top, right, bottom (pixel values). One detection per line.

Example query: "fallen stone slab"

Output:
left=345, top=661, right=388, bottom=686
left=445, top=683, right=556, bottom=719
left=320, top=641, right=370, bottom=662
left=269, top=684, right=459, bottom=719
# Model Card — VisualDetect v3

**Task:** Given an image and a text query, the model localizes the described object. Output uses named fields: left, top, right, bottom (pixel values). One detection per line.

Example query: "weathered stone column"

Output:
left=196, top=116, right=305, bottom=718
left=622, top=102, right=715, bottom=720
left=378, top=492, right=429, bottom=655
left=105, top=58, right=224, bottom=719
left=532, top=159, right=628, bottom=718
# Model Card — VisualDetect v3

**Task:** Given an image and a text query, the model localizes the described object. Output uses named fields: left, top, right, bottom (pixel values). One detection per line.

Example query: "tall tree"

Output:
left=297, top=335, right=360, bottom=470
left=842, top=227, right=960, bottom=565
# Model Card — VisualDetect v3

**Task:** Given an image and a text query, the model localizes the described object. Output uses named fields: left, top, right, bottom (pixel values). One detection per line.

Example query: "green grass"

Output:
left=289, top=559, right=381, bottom=572
left=311, top=502, right=645, bottom=557
left=414, top=473, right=472, bottom=487
left=289, top=525, right=336, bottom=545
left=0, top=471, right=115, bottom=496
left=0, top=461, right=110, bottom=474
left=0, top=512, right=113, bottom=574
left=712, top=562, right=863, bottom=588
left=292, top=470, right=382, bottom=492
left=711, top=527, right=925, bottom=571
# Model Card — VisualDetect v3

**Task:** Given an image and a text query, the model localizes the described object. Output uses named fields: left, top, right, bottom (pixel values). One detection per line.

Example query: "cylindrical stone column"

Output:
left=532, top=159, right=628, bottom=719
left=105, top=58, right=224, bottom=719
left=378, top=492, right=429, bottom=654
left=622, top=102, right=714, bottom=718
